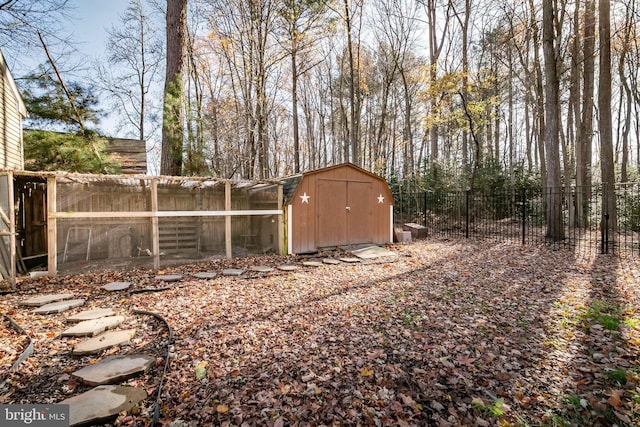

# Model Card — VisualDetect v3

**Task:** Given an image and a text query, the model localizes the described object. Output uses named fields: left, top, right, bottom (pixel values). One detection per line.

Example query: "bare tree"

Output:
left=0, top=0, right=73, bottom=68
left=98, top=0, right=163, bottom=142
left=277, top=0, right=329, bottom=173
left=423, top=0, right=451, bottom=169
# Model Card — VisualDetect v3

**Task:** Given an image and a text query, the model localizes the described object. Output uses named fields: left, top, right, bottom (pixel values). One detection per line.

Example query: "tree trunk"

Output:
left=576, top=0, right=595, bottom=227
left=542, top=0, right=564, bottom=240
left=599, top=0, right=617, bottom=239
left=292, top=40, right=300, bottom=173
left=160, top=0, right=187, bottom=176
left=343, top=0, right=358, bottom=165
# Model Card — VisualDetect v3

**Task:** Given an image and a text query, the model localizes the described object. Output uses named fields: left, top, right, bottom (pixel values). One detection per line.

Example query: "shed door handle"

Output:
left=346, top=206, right=351, bottom=212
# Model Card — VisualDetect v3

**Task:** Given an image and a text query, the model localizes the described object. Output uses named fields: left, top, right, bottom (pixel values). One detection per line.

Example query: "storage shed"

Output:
left=284, top=163, right=394, bottom=254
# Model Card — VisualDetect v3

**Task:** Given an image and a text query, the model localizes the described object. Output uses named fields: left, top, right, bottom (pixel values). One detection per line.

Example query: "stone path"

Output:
left=60, top=385, right=147, bottom=427
left=72, top=354, right=155, bottom=386
left=20, top=293, right=75, bottom=307
left=102, top=281, right=131, bottom=291
left=72, top=329, right=136, bottom=355
left=12, top=245, right=396, bottom=425
left=62, top=315, right=125, bottom=337
left=33, top=299, right=85, bottom=314
left=14, top=291, right=150, bottom=426
left=193, top=271, right=217, bottom=279
left=67, top=308, right=117, bottom=322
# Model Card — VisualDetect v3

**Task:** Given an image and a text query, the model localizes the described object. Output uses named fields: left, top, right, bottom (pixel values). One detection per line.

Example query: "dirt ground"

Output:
left=1, top=240, right=639, bottom=426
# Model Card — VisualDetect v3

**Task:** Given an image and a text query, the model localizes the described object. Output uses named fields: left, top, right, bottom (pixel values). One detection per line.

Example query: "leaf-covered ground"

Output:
left=1, top=240, right=639, bottom=426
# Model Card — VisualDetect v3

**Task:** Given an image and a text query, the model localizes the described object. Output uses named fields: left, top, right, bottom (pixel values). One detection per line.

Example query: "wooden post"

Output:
left=47, top=177, right=57, bottom=275
left=151, top=178, right=160, bottom=269
left=225, top=181, right=232, bottom=258
left=277, top=183, right=284, bottom=255
left=7, top=171, right=15, bottom=288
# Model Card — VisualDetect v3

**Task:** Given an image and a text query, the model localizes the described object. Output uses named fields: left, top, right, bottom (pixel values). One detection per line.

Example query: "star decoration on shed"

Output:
left=377, top=194, right=385, bottom=203
left=300, top=192, right=310, bottom=204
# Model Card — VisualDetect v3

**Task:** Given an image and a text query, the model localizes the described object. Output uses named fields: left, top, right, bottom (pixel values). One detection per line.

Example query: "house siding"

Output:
left=0, top=50, right=26, bottom=170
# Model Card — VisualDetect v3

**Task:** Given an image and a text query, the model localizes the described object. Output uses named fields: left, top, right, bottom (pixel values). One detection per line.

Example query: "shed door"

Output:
left=317, top=179, right=372, bottom=247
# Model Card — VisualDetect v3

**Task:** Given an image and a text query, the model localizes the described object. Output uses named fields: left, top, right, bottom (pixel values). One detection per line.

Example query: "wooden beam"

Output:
left=50, top=209, right=282, bottom=219
left=47, top=177, right=57, bottom=275
left=277, top=184, right=284, bottom=255
left=7, top=171, right=15, bottom=288
left=225, top=181, right=231, bottom=259
left=151, top=178, right=160, bottom=269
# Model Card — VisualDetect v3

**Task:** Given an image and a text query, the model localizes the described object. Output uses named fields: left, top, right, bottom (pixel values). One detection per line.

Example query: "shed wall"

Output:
left=289, top=165, right=393, bottom=253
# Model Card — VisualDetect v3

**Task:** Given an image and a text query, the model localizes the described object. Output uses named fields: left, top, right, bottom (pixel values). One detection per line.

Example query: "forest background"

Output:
left=2, top=0, right=637, bottom=230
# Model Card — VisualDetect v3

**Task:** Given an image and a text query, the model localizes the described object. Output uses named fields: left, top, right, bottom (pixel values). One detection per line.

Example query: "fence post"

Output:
left=465, top=190, right=470, bottom=239
left=521, top=188, right=526, bottom=245
left=600, top=182, right=608, bottom=255
left=423, top=191, right=427, bottom=227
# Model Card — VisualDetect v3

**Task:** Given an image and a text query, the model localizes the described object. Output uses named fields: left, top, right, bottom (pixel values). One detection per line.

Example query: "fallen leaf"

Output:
left=360, top=366, right=374, bottom=377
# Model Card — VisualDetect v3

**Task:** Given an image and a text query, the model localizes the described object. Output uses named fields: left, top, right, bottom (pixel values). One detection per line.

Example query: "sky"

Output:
left=68, top=0, right=132, bottom=67
left=68, top=0, right=134, bottom=137
left=8, top=0, right=135, bottom=137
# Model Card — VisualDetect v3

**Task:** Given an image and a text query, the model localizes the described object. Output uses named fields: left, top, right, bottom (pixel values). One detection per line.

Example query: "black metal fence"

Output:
left=394, top=183, right=640, bottom=257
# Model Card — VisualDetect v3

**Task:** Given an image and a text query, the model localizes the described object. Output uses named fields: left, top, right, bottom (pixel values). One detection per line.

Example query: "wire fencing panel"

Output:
left=393, top=183, right=640, bottom=258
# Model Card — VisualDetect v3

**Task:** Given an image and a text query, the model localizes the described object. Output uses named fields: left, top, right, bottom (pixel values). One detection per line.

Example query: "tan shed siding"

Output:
left=371, top=179, right=393, bottom=244
left=291, top=177, right=315, bottom=253
left=289, top=163, right=394, bottom=253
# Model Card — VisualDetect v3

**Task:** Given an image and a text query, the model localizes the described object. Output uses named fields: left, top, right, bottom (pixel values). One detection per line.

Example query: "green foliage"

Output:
left=162, top=76, right=184, bottom=174
left=421, top=162, right=458, bottom=192
left=24, top=130, right=121, bottom=174
left=581, top=300, right=621, bottom=331
left=471, top=397, right=505, bottom=417
left=621, top=191, right=640, bottom=232
left=21, top=67, right=101, bottom=131
left=472, top=158, right=507, bottom=193
left=606, top=368, right=628, bottom=385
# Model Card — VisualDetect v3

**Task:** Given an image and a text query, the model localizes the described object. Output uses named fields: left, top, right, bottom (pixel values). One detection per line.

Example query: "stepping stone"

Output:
left=322, top=258, right=341, bottom=265
left=20, top=293, right=74, bottom=307
left=249, top=266, right=274, bottom=273
left=339, top=257, right=361, bottom=263
left=278, top=264, right=299, bottom=271
left=72, top=354, right=155, bottom=386
left=62, top=316, right=125, bottom=337
left=33, top=299, right=85, bottom=314
left=60, top=384, right=147, bottom=427
left=302, top=261, right=323, bottom=267
left=72, top=329, right=136, bottom=356
left=193, top=271, right=217, bottom=279
left=155, top=274, right=183, bottom=282
left=67, top=308, right=117, bottom=323
left=351, top=245, right=397, bottom=259
left=222, top=268, right=244, bottom=276
left=102, top=281, right=131, bottom=291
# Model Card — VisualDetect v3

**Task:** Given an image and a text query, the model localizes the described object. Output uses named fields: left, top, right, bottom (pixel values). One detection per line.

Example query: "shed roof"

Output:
left=282, top=163, right=391, bottom=204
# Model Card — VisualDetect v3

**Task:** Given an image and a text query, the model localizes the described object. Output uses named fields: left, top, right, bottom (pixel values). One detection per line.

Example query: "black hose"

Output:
left=132, top=309, right=173, bottom=427
left=1, top=314, right=34, bottom=385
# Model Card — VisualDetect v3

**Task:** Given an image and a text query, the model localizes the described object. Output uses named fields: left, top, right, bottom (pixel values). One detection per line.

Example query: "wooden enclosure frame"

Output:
left=0, top=170, right=284, bottom=280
